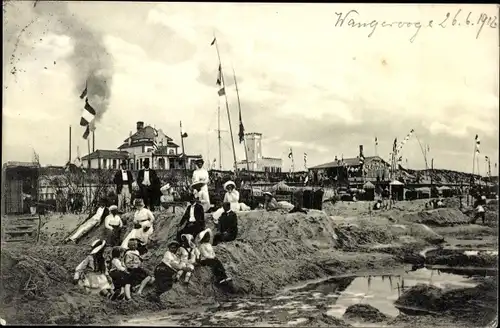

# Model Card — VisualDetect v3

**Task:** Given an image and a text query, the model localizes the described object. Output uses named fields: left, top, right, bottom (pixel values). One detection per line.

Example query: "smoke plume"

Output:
left=4, top=1, right=114, bottom=121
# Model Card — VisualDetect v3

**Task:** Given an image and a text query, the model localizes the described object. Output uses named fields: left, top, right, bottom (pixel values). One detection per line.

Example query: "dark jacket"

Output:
left=179, top=203, right=206, bottom=230
left=113, top=170, right=134, bottom=194
left=137, top=169, right=160, bottom=189
left=218, top=210, right=238, bottom=238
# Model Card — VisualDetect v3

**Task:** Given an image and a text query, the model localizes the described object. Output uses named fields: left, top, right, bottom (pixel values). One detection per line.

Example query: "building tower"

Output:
left=244, top=133, right=262, bottom=170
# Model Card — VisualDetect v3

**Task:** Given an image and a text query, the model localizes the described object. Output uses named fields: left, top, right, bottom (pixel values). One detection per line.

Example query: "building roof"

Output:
left=309, top=156, right=388, bottom=170
left=81, top=150, right=129, bottom=160
left=118, top=140, right=154, bottom=149
left=124, top=125, right=173, bottom=143
left=2, top=161, right=40, bottom=169
left=262, top=156, right=282, bottom=161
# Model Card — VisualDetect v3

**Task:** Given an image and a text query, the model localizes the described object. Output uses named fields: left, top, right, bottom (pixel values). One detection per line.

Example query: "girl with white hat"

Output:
left=132, top=198, right=155, bottom=230
left=175, top=234, right=200, bottom=284
left=121, top=220, right=154, bottom=255
left=192, top=158, right=211, bottom=207
left=263, top=192, right=279, bottom=211
left=104, top=205, right=123, bottom=247
left=73, top=239, right=113, bottom=297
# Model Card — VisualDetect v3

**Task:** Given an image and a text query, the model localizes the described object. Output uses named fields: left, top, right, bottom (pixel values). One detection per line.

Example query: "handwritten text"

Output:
left=334, top=9, right=498, bottom=43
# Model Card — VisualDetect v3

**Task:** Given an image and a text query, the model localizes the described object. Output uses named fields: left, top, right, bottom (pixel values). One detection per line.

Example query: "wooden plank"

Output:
left=5, top=229, right=36, bottom=235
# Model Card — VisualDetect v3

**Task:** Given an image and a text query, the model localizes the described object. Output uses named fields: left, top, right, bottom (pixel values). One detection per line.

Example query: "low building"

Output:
left=309, top=155, right=391, bottom=183
left=236, top=132, right=282, bottom=172
left=82, top=121, right=202, bottom=170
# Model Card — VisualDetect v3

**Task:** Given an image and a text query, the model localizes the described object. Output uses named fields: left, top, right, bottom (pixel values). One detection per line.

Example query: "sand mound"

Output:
left=425, top=249, right=498, bottom=267
left=333, top=223, right=396, bottom=251
left=343, top=304, right=389, bottom=323
left=38, top=213, right=89, bottom=243
left=400, top=208, right=471, bottom=226
left=394, top=279, right=497, bottom=326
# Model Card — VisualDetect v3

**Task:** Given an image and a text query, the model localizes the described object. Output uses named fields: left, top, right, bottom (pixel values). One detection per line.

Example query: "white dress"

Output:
left=192, top=168, right=211, bottom=205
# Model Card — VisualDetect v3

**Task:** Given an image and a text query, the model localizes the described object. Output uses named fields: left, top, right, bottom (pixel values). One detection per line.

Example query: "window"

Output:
left=158, top=158, right=166, bottom=169
left=103, top=159, right=107, bottom=169
left=168, top=149, right=174, bottom=155
left=112, top=159, right=117, bottom=169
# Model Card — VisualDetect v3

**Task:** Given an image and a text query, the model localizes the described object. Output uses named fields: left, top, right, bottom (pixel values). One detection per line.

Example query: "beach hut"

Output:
left=415, top=187, right=431, bottom=199
left=389, top=180, right=405, bottom=201
left=363, top=181, right=375, bottom=200
left=437, top=186, right=452, bottom=198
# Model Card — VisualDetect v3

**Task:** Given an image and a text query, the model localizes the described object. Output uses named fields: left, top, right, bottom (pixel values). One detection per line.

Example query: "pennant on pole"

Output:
left=218, top=87, right=225, bottom=97
left=288, top=148, right=293, bottom=159
left=304, top=152, right=307, bottom=169
left=375, top=137, right=378, bottom=146
left=210, top=37, right=216, bottom=46
left=80, top=98, right=96, bottom=126
left=82, top=125, right=90, bottom=139
left=79, top=81, right=88, bottom=99
left=216, top=64, right=222, bottom=86
left=475, top=134, right=481, bottom=154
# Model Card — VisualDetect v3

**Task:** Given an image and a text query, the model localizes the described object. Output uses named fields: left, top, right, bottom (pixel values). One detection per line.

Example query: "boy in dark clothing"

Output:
left=213, top=202, right=238, bottom=246
left=177, top=195, right=206, bottom=242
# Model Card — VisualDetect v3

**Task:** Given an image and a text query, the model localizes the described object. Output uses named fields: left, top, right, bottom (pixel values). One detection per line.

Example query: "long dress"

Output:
left=74, top=255, right=112, bottom=293
left=192, top=168, right=211, bottom=205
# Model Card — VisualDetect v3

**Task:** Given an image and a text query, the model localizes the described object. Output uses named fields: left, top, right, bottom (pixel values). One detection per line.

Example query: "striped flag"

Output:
left=304, top=152, right=307, bottom=169
left=83, top=125, right=90, bottom=139
left=180, top=122, right=188, bottom=138
left=216, top=64, right=225, bottom=96
left=80, top=98, right=96, bottom=126
left=288, top=148, right=293, bottom=159
left=475, top=134, right=480, bottom=154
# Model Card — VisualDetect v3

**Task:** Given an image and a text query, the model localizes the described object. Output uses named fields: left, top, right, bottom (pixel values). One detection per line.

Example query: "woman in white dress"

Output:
left=212, top=181, right=250, bottom=223
left=73, top=239, right=113, bottom=297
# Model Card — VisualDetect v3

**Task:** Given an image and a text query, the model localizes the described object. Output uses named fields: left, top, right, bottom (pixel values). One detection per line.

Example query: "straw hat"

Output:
left=224, top=180, right=236, bottom=190
left=263, top=191, right=273, bottom=197
left=160, top=183, right=171, bottom=192
left=109, top=205, right=118, bottom=211
left=90, top=240, right=106, bottom=254
left=195, top=228, right=213, bottom=245
left=191, top=181, right=205, bottom=189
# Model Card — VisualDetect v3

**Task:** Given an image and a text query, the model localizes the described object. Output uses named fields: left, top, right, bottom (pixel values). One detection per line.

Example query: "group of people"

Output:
left=72, top=157, right=241, bottom=303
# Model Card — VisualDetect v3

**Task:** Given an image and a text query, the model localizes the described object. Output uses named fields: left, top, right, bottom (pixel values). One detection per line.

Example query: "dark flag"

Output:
left=216, top=64, right=222, bottom=85
left=238, top=107, right=245, bottom=144
left=79, top=82, right=88, bottom=99
left=218, top=87, right=225, bottom=96
left=475, top=134, right=480, bottom=154
left=83, top=125, right=90, bottom=139
left=375, top=136, right=378, bottom=146
left=210, top=37, right=216, bottom=46
left=181, top=132, right=188, bottom=138
left=393, top=138, right=398, bottom=152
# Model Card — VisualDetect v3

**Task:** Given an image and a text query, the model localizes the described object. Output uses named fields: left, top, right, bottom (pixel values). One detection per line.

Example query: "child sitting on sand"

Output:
left=123, top=239, right=154, bottom=296
left=195, top=228, right=233, bottom=288
left=176, top=234, right=200, bottom=284
left=109, top=247, right=132, bottom=301
left=149, top=241, right=184, bottom=303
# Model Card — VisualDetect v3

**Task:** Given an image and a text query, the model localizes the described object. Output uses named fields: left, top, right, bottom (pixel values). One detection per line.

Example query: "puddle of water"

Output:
left=120, top=267, right=492, bottom=327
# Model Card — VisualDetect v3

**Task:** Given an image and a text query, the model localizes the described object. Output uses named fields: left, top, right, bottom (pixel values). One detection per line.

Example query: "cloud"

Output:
left=2, top=3, right=498, bottom=174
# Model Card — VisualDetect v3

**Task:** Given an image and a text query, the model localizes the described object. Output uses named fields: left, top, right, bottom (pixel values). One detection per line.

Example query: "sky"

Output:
left=3, top=2, right=499, bottom=174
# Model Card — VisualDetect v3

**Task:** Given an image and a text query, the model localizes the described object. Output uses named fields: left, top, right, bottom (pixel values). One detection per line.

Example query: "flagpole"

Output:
left=180, top=121, right=189, bottom=188
left=69, top=125, right=72, bottom=164
left=217, top=100, right=222, bottom=170
left=213, top=34, right=238, bottom=172
left=232, top=66, right=254, bottom=201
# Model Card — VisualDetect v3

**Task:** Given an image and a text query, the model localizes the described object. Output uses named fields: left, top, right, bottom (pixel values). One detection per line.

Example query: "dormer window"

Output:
left=169, top=149, right=174, bottom=155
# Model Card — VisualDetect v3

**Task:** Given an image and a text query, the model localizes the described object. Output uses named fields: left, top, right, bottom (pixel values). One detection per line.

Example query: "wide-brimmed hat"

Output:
left=109, top=205, right=118, bottom=211
left=142, top=220, right=152, bottom=229
left=90, top=240, right=106, bottom=254
left=195, top=228, right=212, bottom=245
left=194, top=158, right=204, bottom=163
left=143, top=158, right=150, bottom=164
left=134, top=198, right=145, bottom=207
left=263, top=191, right=273, bottom=197
left=224, top=180, right=236, bottom=190
left=191, top=181, right=206, bottom=189
left=120, top=160, right=128, bottom=166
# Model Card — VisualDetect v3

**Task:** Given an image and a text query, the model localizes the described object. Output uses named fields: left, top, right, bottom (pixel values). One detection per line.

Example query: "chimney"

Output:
left=359, top=145, right=364, bottom=157
left=136, top=121, right=144, bottom=131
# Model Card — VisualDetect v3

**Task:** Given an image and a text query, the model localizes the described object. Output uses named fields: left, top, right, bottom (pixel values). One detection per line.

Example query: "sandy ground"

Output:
left=0, top=196, right=497, bottom=326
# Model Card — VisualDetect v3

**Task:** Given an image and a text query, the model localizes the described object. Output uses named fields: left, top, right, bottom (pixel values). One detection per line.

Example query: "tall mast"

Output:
left=233, top=66, right=254, bottom=200
left=217, top=100, right=222, bottom=170
left=213, top=34, right=238, bottom=172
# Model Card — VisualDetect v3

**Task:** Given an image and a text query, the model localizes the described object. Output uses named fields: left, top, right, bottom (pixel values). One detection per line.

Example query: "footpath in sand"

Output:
left=0, top=197, right=497, bottom=326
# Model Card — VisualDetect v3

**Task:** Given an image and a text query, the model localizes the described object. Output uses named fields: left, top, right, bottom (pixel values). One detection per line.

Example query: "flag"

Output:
left=83, top=125, right=90, bottom=139
left=218, top=87, right=225, bottom=96
left=180, top=121, right=188, bottom=138
left=375, top=137, right=378, bottom=146
left=304, top=153, right=307, bottom=169
left=475, top=134, right=480, bottom=154
left=393, top=138, right=398, bottom=152
left=210, top=37, right=216, bottom=46
left=79, top=82, right=87, bottom=99
left=80, top=98, right=96, bottom=126
left=238, top=108, right=245, bottom=144
left=216, top=64, right=222, bottom=86
left=288, top=148, right=293, bottom=159
left=359, top=153, right=365, bottom=166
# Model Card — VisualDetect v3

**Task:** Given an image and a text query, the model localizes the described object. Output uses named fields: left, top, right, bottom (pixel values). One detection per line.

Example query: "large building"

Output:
left=236, top=132, right=282, bottom=172
left=82, top=121, right=201, bottom=170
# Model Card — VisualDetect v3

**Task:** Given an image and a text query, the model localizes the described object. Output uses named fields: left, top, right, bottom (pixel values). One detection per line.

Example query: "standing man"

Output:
left=114, top=160, right=134, bottom=212
left=192, top=158, right=210, bottom=206
left=137, top=158, right=160, bottom=210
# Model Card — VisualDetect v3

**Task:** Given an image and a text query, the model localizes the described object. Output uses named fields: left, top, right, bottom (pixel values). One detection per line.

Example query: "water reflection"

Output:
left=121, top=268, right=490, bottom=327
